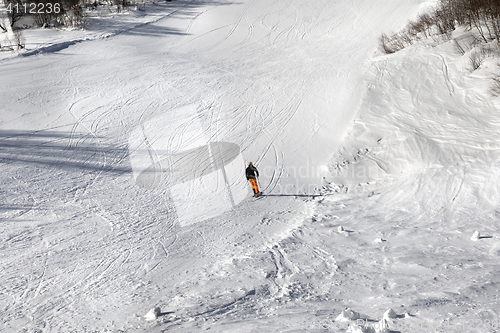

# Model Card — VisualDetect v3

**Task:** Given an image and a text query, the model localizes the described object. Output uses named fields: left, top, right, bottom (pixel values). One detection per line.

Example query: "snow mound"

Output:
left=336, top=308, right=361, bottom=321
left=383, top=308, right=397, bottom=319
left=337, top=308, right=403, bottom=333
left=144, top=307, right=161, bottom=321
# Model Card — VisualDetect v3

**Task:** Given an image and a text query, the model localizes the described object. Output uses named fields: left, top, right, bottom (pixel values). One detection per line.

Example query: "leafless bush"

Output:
left=70, top=0, right=88, bottom=28
left=14, top=29, right=24, bottom=49
left=407, top=14, right=433, bottom=40
left=433, top=6, right=455, bottom=35
left=380, top=0, right=500, bottom=53
left=470, top=49, right=484, bottom=70
left=1, top=34, right=13, bottom=50
left=379, top=33, right=406, bottom=54
left=31, top=0, right=61, bottom=27
left=379, top=33, right=394, bottom=54
left=3, top=0, right=25, bottom=27
left=5, top=0, right=157, bottom=30
left=491, top=75, right=500, bottom=96
left=53, top=0, right=88, bottom=28
left=0, top=16, right=7, bottom=32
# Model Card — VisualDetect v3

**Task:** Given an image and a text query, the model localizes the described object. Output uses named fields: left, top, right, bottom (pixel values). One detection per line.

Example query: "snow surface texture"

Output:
left=128, top=104, right=248, bottom=225
left=2, top=0, right=500, bottom=332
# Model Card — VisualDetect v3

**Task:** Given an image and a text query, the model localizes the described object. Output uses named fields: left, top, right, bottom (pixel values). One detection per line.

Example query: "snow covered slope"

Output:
left=318, top=36, right=500, bottom=332
left=4, top=0, right=500, bottom=332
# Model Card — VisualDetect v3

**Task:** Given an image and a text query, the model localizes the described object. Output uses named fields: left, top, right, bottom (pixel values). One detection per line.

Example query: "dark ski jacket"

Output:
left=246, top=164, right=259, bottom=180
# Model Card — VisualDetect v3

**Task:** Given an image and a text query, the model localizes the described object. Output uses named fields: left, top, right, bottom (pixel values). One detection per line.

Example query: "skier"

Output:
left=245, top=162, right=261, bottom=197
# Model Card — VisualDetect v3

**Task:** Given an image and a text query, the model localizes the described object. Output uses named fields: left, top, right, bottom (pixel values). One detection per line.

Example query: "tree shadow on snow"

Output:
left=20, top=0, right=243, bottom=56
left=0, top=129, right=132, bottom=174
left=87, top=0, right=242, bottom=38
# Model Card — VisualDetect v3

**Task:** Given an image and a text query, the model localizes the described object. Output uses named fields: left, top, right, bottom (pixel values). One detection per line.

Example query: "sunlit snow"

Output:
left=2, top=0, right=500, bottom=332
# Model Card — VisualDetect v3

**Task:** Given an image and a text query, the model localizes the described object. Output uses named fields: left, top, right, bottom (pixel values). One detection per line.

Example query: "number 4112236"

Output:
left=6, top=2, right=61, bottom=14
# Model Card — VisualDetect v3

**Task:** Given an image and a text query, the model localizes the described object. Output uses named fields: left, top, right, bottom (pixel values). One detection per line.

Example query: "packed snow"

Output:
left=2, top=0, right=500, bottom=332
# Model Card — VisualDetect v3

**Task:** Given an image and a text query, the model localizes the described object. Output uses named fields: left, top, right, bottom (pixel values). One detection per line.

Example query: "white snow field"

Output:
left=2, top=0, right=500, bottom=331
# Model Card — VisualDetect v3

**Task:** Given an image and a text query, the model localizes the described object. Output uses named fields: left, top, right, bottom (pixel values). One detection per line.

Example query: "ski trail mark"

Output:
left=312, top=246, right=338, bottom=276
left=268, top=244, right=299, bottom=297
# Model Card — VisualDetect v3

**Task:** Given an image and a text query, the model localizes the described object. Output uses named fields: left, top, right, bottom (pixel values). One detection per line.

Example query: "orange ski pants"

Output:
left=248, top=178, right=259, bottom=193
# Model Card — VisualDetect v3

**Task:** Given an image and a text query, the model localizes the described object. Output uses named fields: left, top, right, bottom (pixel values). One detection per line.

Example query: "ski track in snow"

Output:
left=3, top=0, right=500, bottom=332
